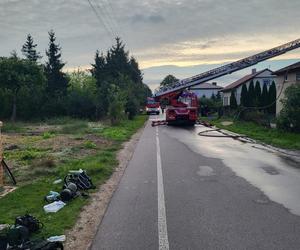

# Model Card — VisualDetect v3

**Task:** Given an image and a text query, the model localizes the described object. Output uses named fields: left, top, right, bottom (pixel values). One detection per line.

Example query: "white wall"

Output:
left=223, top=92, right=231, bottom=106
left=191, top=89, right=221, bottom=99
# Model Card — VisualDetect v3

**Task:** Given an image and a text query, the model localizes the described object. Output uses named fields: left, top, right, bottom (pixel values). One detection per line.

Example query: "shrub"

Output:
left=241, top=111, right=269, bottom=126
left=42, top=132, right=55, bottom=139
left=125, top=98, right=138, bottom=120
left=277, top=84, right=300, bottom=132
left=83, top=140, right=97, bottom=149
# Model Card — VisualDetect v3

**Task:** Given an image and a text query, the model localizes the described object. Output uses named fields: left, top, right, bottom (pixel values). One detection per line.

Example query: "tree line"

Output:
left=0, top=32, right=152, bottom=123
left=230, top=80, right=276, bottom=114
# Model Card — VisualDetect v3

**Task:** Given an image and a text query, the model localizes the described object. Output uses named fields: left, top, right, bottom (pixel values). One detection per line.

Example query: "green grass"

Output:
left=1, top=122, right=27, bottom=133
left=83, top=140, right=97, bottom=149
left=5, top=147, right=49, bottom=164
left=42, top=132, right=56, bottom=139
left=0, top=148, right=117, bottom=237
left=210, top=119, right=300, bottom=150
left=0, top=115, right=147, bottom=238
left=99, top=116, right=147, bottom=141
left=59, top=120, right=89, bottom=134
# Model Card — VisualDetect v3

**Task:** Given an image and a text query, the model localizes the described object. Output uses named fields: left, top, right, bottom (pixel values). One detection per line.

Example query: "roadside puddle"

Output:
left=162, top=125, right=300, bottom=216
left=197, top=166, right=215, bottom=177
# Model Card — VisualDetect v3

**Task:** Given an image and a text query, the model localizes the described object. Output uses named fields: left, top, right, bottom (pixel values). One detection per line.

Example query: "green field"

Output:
left=0, top=116, right=147, bottom=238
left=209, top=119, right=300, bottom=150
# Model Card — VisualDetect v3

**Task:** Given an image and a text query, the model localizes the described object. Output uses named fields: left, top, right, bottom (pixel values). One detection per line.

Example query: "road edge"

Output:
left=65, top=121, right=147, bottom=250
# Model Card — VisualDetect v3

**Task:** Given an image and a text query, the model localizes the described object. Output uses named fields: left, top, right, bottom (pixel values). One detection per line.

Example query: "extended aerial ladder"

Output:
left=152, top=38, right=300, bottom=126
left=154, top=38, right=300, bottom=98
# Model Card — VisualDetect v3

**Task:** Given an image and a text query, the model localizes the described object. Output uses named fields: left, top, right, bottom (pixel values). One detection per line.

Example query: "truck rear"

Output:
left=146, top=97, right=160, bottom=115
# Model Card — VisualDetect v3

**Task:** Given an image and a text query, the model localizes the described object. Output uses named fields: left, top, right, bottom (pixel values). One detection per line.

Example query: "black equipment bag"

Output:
left=15, top=214, right=43, bottom=234
left=64, top=171, right=95, bottom=190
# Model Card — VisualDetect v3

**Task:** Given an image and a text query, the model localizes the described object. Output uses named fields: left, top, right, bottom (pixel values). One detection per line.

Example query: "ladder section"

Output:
left=154, top=38, right=300, bottom=97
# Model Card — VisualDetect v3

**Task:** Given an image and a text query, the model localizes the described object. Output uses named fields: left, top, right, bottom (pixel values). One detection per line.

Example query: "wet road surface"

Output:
left=92, top=117, right=300, bottom=250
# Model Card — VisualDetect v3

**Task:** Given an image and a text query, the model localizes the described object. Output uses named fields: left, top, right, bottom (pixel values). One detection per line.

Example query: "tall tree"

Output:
left=45, top=30, right=68, bottom=96
left=268, top=81, right=277, bottom=114
left=91, top=50, right=106, bottom=83
left=91, top=37, right=151, bottom=119
left=230, top=89, right=238, bottom=109
left=91, top=50, right=109, bottom=117
left=248, top=80, right=255, bottom=106
left=261, top=83, right=268, bottom=109
left=240, top=84, right=248, bottom=107
left=21, top=34, right=42, bottom=62
left=0, top=56, right=45, bottom=121
left=129, top=56, right=143, bottom=84
left=211, top=93, right=216, bottom=100
left=160, top=75, right=179, bottom=87
left=106, top=37, right=130, bottom=82
left=254, top=80, right=262, bottom=107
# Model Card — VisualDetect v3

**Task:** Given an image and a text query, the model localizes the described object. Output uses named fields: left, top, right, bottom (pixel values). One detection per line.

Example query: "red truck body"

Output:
left=156, top=91, right=198, bottom=125
left=146, top=97, right=160, bottom=115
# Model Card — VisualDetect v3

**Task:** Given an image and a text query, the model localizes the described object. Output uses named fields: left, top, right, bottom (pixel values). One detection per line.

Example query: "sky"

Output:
left=0, top=0, right=300, bottom=91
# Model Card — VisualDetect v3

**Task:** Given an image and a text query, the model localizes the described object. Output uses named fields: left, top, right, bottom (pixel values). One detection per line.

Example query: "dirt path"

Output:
left=65, top=126, right=145, bottom=250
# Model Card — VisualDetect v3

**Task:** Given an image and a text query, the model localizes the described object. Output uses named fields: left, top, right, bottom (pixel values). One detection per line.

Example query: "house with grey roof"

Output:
left=221, top=68, right=275, bottom=106
left=189, top=82, right=223, bottom=99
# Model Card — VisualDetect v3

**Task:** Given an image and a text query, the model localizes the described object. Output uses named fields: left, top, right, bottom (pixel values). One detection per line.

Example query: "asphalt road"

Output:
left=92, top=117, right=300, bottom=250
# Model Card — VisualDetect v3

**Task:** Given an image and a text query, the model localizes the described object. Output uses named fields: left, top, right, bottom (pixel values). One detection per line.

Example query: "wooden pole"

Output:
left=0, top=121, right=3, bottom=187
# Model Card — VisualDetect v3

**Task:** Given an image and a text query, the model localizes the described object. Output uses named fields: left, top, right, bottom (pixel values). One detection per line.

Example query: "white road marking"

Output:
left=156, top=127, right=170, bottom=250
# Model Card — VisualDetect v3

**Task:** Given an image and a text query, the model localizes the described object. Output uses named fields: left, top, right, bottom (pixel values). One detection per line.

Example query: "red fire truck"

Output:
left=161, top=91, right=198, bottom=125
left=145, top=97, right=160, bottom=115
left=153, top=38, right=300, bottom=126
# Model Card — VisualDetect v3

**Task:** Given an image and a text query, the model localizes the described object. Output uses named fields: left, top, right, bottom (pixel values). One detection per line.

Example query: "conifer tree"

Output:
left=230, top=89, right=238, bottom=109
left=211, top=93, right=216, bottom=100
left=261, top=83, right=268, bottom=109
left=106, top=37, right=130, bottom=82
left=248, top=80, right=255, bottom=106
left=91, top=50, right=109, bottom=117
left=91, top=50, right=107, bottom=86
left=44, top=30, right=68, bottom=96
left=240, top=84, right=248, bottom=107
left=129, top=56, right=143, bottom=84
left=21, top=34, right=42, bottom=62
left=254, top=80, right=262, bottom=107
left=268, top=81, right=277, bottom=114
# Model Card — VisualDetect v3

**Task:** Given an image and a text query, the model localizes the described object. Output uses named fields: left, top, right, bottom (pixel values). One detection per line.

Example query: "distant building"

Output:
left=274, top=61, right=300, bottom=115
left=221, top=68, right=275, bottom=106
left=190, top=82, right=223, bottom=99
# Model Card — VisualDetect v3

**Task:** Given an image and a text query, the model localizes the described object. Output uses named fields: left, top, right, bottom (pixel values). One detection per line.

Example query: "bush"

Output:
left=108, top=85, right=125, bottom=125
left=241, top=110, right=269, bottom=126
left=199, top=96, right=222, bottom=116
left=125, top=97, right=138, bottom=120
left=277, top=84, right=300, bottom=132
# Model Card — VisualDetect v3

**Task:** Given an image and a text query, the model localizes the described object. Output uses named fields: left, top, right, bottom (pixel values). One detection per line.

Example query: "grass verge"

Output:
left=99, top=116, right=147, bottom=141
left=209, top=118, right=300, bottom=150
left=0, top=115, right=147, bottom=238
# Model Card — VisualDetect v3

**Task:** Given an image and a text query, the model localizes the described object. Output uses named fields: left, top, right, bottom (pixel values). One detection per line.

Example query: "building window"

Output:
left=285, top=74, right=288, bottom=81
left=296, top=72, right=300, bottom=81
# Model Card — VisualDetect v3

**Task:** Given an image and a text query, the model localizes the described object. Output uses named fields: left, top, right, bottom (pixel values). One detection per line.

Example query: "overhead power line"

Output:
left=86, top=0, right=114, bottom=40
left=93, top=0, right=117, bottom=37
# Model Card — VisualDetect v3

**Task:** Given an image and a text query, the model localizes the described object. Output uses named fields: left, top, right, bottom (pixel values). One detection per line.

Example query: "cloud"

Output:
left=0, top=0, right=299, bottom=85
left=130, top=14, right=165, bottom=24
